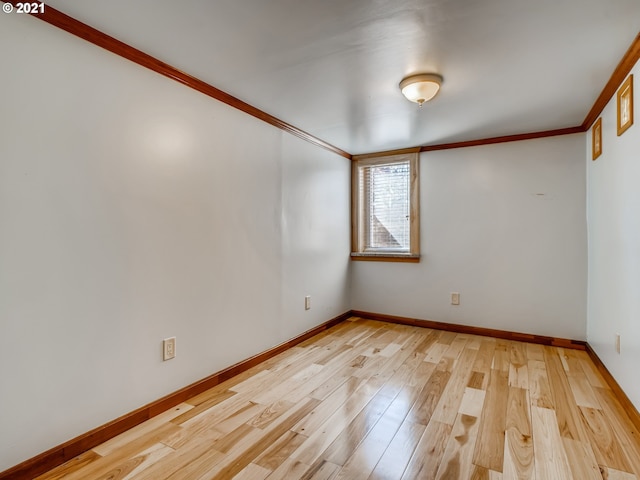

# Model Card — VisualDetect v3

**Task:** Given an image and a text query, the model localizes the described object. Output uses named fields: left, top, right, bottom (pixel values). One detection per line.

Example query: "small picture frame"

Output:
left=592, top=117, right=602, bottom=160
left=617, top=74, right=633, bottom=136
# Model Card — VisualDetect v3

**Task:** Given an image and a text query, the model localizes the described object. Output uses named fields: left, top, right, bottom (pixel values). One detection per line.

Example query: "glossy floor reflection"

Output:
left=37, top=317, right=640, bottom=479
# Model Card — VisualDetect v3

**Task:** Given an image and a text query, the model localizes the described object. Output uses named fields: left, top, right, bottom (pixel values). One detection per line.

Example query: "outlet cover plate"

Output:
left=451, top=292, right=460, bottom=305
left=163, top=337, right=176, bottom=361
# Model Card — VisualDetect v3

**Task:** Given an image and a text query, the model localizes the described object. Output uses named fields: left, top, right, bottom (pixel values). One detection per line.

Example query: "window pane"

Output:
left=363, top=161, right=410, bottom=251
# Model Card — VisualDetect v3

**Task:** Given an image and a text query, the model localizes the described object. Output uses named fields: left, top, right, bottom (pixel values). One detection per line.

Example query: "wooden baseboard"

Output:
left=584, top=343, right=640, bottom=434
left=351, top=310, right=587, bottom=350
left=6, top=309, right=640, bottom=479
left=0, top=311, right=351, bottom=480
left=354, top=310, right=640, bottom=433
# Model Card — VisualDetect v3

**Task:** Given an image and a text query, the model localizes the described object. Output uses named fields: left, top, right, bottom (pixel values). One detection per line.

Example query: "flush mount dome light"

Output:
left=399, top=73, right=443, bottom=106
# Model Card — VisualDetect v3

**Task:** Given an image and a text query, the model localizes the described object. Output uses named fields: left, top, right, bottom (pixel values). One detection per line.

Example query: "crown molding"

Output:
left=0, top=0, right=351, bottom=160
left=4, top=1, right=639, bottom=158
left=583, top=32, right=640, bottom=130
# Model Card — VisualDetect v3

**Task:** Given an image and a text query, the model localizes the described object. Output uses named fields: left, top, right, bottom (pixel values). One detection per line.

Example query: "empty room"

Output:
left=1, top=1, right=640, bottom=478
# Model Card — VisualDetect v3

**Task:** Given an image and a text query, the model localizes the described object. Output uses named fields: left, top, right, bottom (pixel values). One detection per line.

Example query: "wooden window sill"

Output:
left=350, top=253, right=421, bottom=263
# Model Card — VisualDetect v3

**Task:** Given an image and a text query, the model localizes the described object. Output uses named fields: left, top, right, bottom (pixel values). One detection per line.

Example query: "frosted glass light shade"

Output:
left=399, top=74, right=443, bottom=106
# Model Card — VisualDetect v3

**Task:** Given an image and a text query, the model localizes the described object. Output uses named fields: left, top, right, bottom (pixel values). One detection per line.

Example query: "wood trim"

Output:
left=353, top=127, right=583, bottom=159
left=0, top=311, right=352, bottom=480
left=419, top=126, right=584, bottom=153
left=350, top=254, right=420, bottom=263
left=9, top=0, right=638, bottom=160
left=351, top=310, right=587, bottom=350
left=6, top=309, right=640, bottom=479
left=409, top=154, right=420, bottom=255
left=350, top=160, right=360, bottom=253
left=583, top=32, right=640, bottom=131
left=7, top=1, right=639, bottom=160
left=0, top=0, right=351, bottom=160
left=351, top=152, right=420, bottom=257
left=584, top=343, right=640, bottom=434
left=352, top=147, right=421, bottom=161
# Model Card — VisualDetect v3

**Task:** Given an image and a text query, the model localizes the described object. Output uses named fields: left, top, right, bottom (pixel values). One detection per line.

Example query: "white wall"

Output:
left=0, top=14, right=350, bottom=471
left=587, top=65, right=640, bottom=410
left=352, top=135, right=588, bottom=340
left=0, top=7, right=611, bottom=473
left=281, top=138, right=351, bottom=338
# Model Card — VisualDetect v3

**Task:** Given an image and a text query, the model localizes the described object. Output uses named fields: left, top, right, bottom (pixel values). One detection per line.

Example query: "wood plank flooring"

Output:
left=35, top=317, right=640, bottom=480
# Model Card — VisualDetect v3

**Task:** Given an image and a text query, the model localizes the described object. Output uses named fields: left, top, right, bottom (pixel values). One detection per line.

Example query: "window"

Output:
left=351, top=152, right=420, bottom=262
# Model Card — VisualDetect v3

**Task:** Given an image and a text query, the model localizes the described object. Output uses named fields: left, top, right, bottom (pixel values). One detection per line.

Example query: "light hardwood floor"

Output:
left=36, top=317, right=640, bottom=480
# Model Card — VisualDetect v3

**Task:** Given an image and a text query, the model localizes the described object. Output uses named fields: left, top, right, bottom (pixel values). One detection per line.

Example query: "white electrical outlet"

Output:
left=163, top=337, right=176, bottom=361
left=615, top=334, right=621, bottom=354
left=305, top=295, right=311, bottom=310
left=451, top=292, right=460, bottom=305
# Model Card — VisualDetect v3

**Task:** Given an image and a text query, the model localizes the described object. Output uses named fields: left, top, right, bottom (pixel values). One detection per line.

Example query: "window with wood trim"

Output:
left=351, top=152, right=420, bottom=262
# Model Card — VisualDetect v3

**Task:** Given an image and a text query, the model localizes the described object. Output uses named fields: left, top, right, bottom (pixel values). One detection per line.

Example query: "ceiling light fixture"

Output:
left=399, top=73, right=443, bottom=106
